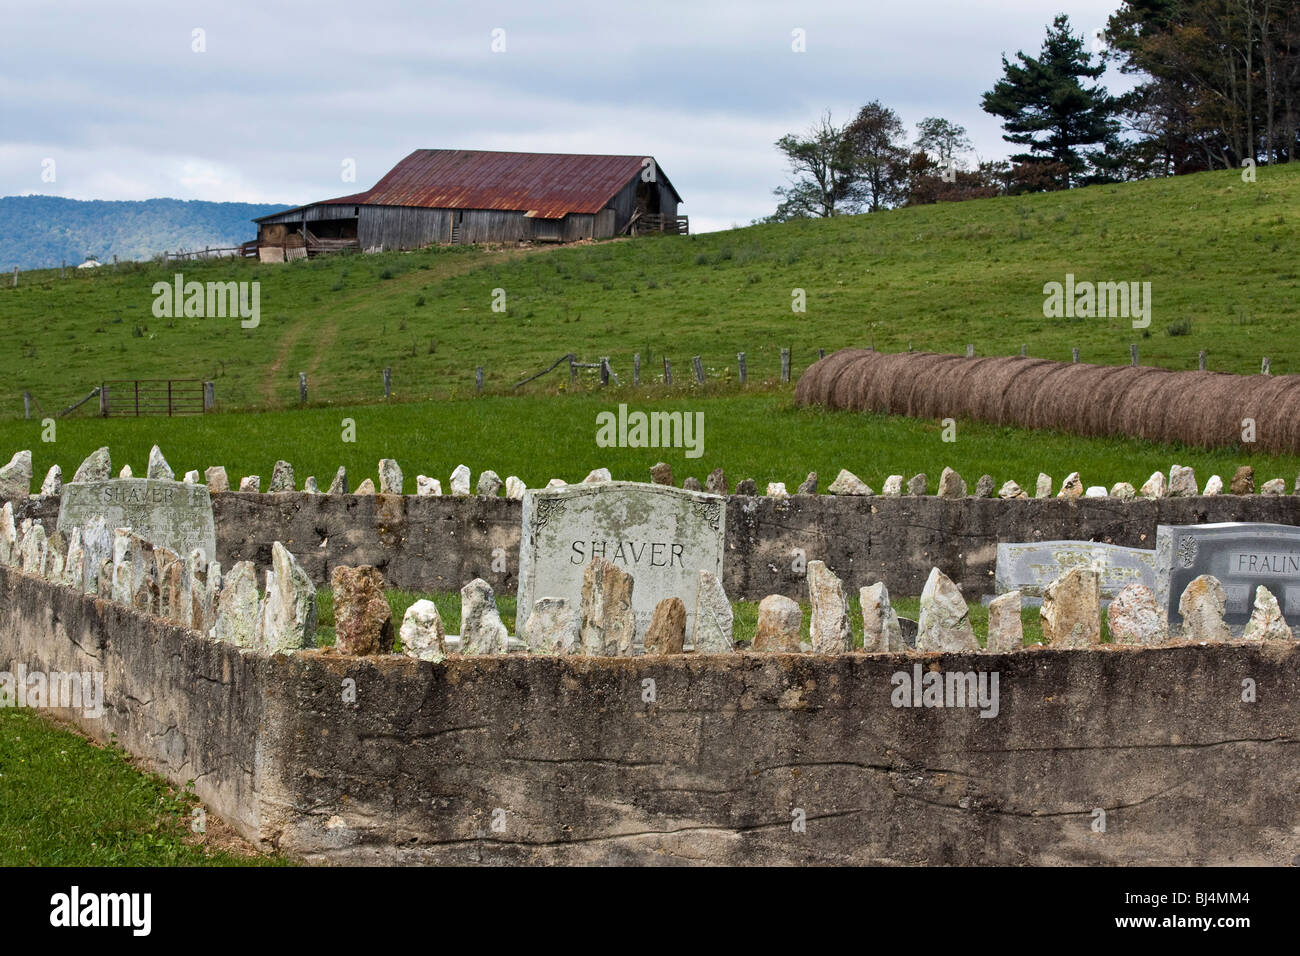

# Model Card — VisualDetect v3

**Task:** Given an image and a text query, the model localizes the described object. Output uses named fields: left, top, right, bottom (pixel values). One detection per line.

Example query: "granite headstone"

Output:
left=994, top=540, right=1158, bottom=604
left=58, top=478, right=217, bottom=563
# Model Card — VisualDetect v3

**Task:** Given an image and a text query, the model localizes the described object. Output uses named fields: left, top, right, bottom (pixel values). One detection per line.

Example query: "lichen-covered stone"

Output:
left=476, top=469, right=502, bottom=496
left=354, top=478, right=376, bottom=495
left=860, top=582, right=903, bottom=653
left=146, top=446, right=174, bottom=482
left=1178, top=574, right=1231, bottom=641
left=378, top=459, right=403, bottom=495
left=917, top=567, right=978, bottom=652
left=582, top=468, right=610, bottom=484
left=1035, top=473, right=1052, bottom=498
left=1242, top=585, right=1291, bottom=641
left=705, top=468, right=729, bottom=496
left=734, top=478, right=756, bottom=496
left=649, top=462, right=673, bottom=486
left=327, top=467, right=348, bottom=495
left=1260, top=477, right=1286, bottom=495
left=1168, top=464, right=1197, bottom=497
left=214, top=561, right=260, bottom=648
left=643, top=597, right=686, bottom=655
left=881, top=475, right=903, bottom=496
left=1057, top=472, right=1082, bottom=498
left=1202, top=475, right=1223, bottom=496
left=1040, top=567, right=1101, bottom=647
left=72, top=447, right=111, bottom=484
left=505, top=476, right=525, bottom=500
left=0, top=450, right=32, bottom=502
left=1229, top=466, right=1254, bottom=495
left=828, top=469, right=871, bottom=496
left=1140, top=471, right=1166, bottom=498
left=752, top=594, right=802, bottom=652
left=259, top=542, right=317, bottom=652
left=974, top=474, right=995, bottom=498
left=268, top=460, right=295, bottom=492
left=524, top=597, right=577, bottom=655
left=1110, top=481, right=1136, bottom=500
left=906, top=473, right=927, bottom=496
left=459, top=577, right=508, bottom=654
left=691, top=570, right=733, bottom=653
left=450, top=464, right=471, bottom=496
left=577, top=557, right=634, bottom=656
left=766, top=482, right=789, bottom=499
left=998, top=480, right=1025, bottom=499
left=807, top=560, right=852, bottom=654
left=416, top=475, right=442, bottom=496
left=205, top=466, right=229, bottom=493
left=41, top=465, right=62, bottom=497
left=400, top=599, right=446, bottom=662
left=938, top=467, right=965, bottom=498
left=1107, top=583, right=1165, bottom=646
left=331, top=565, right=393, bottom=655
left=238, top=475, right=260, bottom=493
left=986, top=590, right=1023, bottom=652
left=795, top=472, right=818, bottom=495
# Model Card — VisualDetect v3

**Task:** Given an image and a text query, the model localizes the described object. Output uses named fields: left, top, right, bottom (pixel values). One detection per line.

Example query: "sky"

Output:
left=0, top=1, right=1135, bottom=234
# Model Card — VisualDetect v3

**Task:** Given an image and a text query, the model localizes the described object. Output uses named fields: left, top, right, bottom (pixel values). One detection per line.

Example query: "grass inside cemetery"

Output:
left=0, top=708, right=284, bottom=865
left=317, top=588, right=1082, bottom=648
left=3, top=393, right=1300, bottom=494
left=1, top=164, right=1298, bottom=421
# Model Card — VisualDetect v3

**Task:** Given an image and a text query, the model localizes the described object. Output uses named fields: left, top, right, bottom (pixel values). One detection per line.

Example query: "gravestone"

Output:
left=517, top=481, right=725, bottom=646
left=1155, top=522, right=1300, bottom=637
left=993, top=540, right=1158, bottom=605
left=58, top=478, right=216, bottom=563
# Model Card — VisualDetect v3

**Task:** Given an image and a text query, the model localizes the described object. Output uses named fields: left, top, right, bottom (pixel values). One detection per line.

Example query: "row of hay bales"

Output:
left=793, top=349, right=1300, bottom=454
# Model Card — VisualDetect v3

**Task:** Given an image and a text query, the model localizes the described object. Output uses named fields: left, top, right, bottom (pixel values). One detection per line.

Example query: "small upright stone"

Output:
left=1040, top=567, right=1102, bottom=647
left=766, top=482, right=789, bottom=499
left=859, top=582, right=903, bottom=652
left=1229, top=466, right=1254, bottom=495
left=354, top=478, right=377, bottom=495
left=1110, top=481, right=1136, bottom=500
left=682, top=476, right=703, bottom=492
left=0, top=450, right=32, bottom=502
left=578, top=558, right=635, bottom=656
left=400, top=599, right=447, bottom=662
left=1178, top=574, right=1231, bottom=641
left=1202, top=475, right=1223, bottom=496
left=19, top=523, right=48, bottom=577
left=147, top=445, right=174, bottom=481
left=238, top=475, right=260, bottom=493
left=691, top=570, right=734, bottom=653
left=649, top=462, right=673, bottom=486
left=332, top=565, right=393, bottom=655
left=881, top=475, right=904, bottom=496
left=304, top=476, right=319, bottom=494
left=523, top=597, right=578, bottom=655
left=917, top=568, right=978, bottom=652
left=505, top=476, right=526, bottom=500
left=416, top=475, right=442, bottom=496
left=937, top=467, right=965, bottom=498
left=378, top=458, right=403, bottom=494
left=705, top=467, right=729, bottom=496
left=906, top=473, right=927, bottom=496
left=998, top=480, right=1025, bottom=499
left=807, top=560, right=852, bottom=653
left=986, top=591, right=1023, bottom=653
left=214, top=561, right=260, bottom=648
left=1057, top=472, right=1082, bottom=498
left=327, top=467, right=349, bottom=495
left=974, top=474, right=995, bottom=498
left=643, top=597, right=686, bottom=655
left=752, top=594, right=802, bottom=652
left=1168, top=464, right=1197, bottom=497
left=40, top=465, right=62, bottom=497
left=1107, top=583, right=1165, bottom=646
left=1085, top=486, right=1108, bottom=497
left=796, top=472, right=818, bottom=495
left=828, top=469, right=871, bottom=496
left=72, top=447, right=111, bottom=484
left=1140, top=471, right=1167, bottom=498
left=118, top=465, right=132, bottom=479
left=183, top=470, right=200, bottom=485
left=268, top=459, right=295, bottom=492
left=1260, top=478, right=1286, bottom=495
left=476, top=469, right=501, bottom=496
left=0, top=502, right=15, bottom=566
left=1035, top=473, right=1052, bottom=498
left=545, top=478, right=566, bottom=488
left=258, top=542, right=317, bottom=652
left=734, top=478, right=757, bottom=496
left=1242, top=586, right=1291, bottom=641
left=450, top=464, right=471, bottom=496
left=205, top=466, right=230, bottom=493
left=582, top=468, right=610, bottom=484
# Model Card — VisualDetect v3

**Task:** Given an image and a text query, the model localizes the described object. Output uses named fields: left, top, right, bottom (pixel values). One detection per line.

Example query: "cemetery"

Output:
left=1, top=438, right=1299, bottom=864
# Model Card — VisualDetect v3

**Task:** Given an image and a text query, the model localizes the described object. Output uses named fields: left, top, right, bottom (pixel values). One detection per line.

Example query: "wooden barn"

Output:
left=254, top=149, right=685, bottom=258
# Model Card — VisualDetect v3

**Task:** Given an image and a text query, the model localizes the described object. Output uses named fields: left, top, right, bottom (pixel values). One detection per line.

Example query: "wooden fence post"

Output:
left=965, top=343, right=974, bottom=358
left=1130, top=344, right=1138, bottom=366
left=663, top=357, right=673, bottom=385
left=203, top=381, right=214, bottom=411
left=298, top=372, right=307, bottom=403
left=383, top=367, right=392, bottom=398
left=11, top=267, right=16, bottom=287
left=633, top=353, right=641, bottom=386
left=737, top=352, right=746, bottom=384
left=600, top=358, right=610, bottom=386
left=60, top=260, right=66, bottom=280
left=476, top=366, right=485, bottom=391
left=22, top=391, right=31, bottom=420
left=817, top=348, right=826, bottom=360
left=1020, top=344, right=1027, bottom=356
left=569, top=355, right=577, bottom=387
left=780, top=348, right=791, bottom=383
left=1072, top=347, right=1080, bottom=363
left=1262, top=357, right=1271, bottom=375
left=692, top=355, right=705, bottom=383
left=1198, top=350, right=1206, bottom=371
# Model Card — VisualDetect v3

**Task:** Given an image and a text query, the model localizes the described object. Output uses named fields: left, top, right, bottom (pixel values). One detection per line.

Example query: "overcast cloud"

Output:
left=0, top=1, right=1133, bottom=233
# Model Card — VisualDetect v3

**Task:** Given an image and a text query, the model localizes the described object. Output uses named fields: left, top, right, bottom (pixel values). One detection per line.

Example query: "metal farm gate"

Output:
left=100, top=380, right=208, bottom=417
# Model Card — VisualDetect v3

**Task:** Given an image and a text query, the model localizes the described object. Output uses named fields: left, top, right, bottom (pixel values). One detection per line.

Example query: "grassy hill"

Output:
left=0, top=164, right=1295, bottom=420
left=0, top=195, right=290, bottom=272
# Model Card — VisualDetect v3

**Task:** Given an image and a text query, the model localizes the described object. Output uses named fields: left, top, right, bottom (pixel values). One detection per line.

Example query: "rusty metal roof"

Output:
left=303, top=149, right=681, bottom=220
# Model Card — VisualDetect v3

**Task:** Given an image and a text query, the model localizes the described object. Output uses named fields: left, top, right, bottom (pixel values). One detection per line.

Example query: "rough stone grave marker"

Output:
left=517, top=481, right=725, bottom=645
left=993, top=540, right=1158, bottom=604
left=58, top=478, right=217, bottom=562
left=1156, top=522, right=1300, bottom=637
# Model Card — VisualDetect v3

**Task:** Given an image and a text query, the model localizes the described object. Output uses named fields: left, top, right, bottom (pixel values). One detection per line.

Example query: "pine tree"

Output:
left=981, top=14, right=1120, bottom=188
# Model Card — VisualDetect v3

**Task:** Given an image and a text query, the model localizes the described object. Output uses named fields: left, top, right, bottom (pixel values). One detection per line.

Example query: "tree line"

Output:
left=766, top=2, right=1300, bottom=220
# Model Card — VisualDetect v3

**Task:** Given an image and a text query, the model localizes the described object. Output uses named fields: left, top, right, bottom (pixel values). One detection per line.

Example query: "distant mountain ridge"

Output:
left=0, top=195, right=293, bottom=271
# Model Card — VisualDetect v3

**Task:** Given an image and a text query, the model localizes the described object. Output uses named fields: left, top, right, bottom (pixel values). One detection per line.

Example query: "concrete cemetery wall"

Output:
left=3, top=563, right=1299, bottom=865
left=23, top=492, right=1300, bottom=599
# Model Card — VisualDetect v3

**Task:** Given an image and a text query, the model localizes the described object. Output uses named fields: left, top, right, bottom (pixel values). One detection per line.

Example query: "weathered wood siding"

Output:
left=359, top=206, right=452, bottom=250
